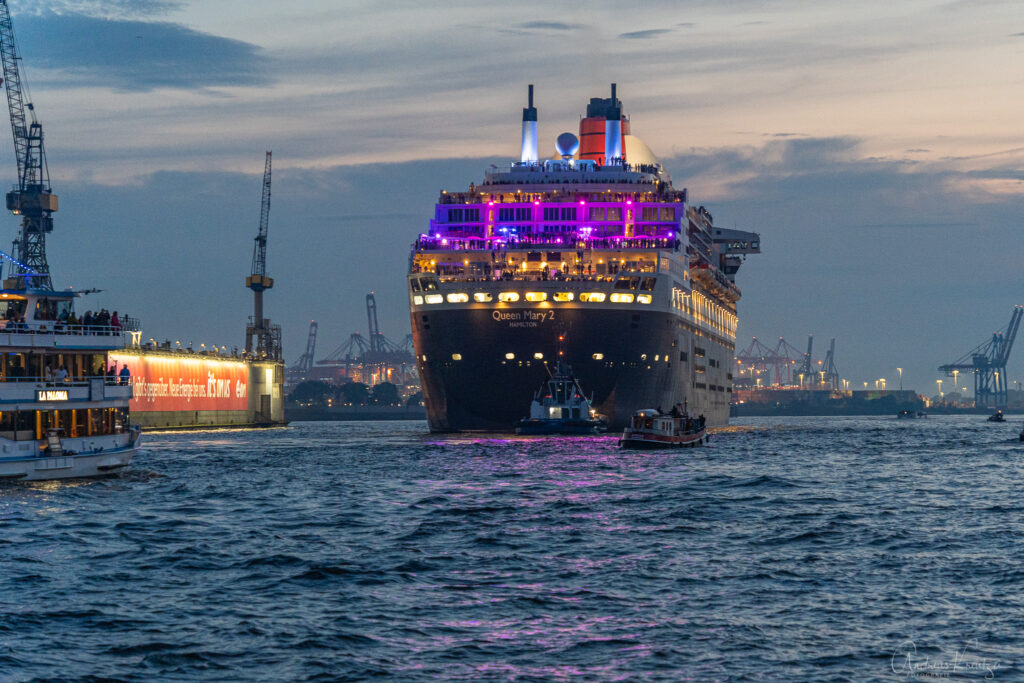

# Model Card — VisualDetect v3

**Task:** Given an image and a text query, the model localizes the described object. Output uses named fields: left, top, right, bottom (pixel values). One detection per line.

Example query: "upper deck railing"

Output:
left=414, top=235, right=682, bottom=252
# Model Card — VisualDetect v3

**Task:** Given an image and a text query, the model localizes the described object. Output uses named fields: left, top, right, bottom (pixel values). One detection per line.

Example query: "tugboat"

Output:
left=988, top=410, right=1006, bottom=423
left=515, top=361, right=605, bottom=435
left=619, top=404, right=707, bottom=449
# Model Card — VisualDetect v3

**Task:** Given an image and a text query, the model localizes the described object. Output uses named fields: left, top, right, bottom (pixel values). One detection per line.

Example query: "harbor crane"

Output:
left=244, top=151, right=281, bottom=359
left=939, top=306, right=1022, bottom=409
left=795, top=335, right=813, bottom=386
left=0, top=1, right=56, bottom=289
left=316, top=293, right=416, bottom=384
left=822, top=338, right=840, bottom=391
left=285, top=320, right=318, bottom=384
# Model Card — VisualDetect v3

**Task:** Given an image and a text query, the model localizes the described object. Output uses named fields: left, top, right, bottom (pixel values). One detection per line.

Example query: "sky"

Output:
left=3, top=0, right=1024, bottom=395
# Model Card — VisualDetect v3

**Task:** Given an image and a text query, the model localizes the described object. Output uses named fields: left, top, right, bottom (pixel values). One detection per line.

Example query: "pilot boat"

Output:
left=0, top=285, right=142, bottom=481
left=619, top=405, right=706, bottom=448
left=515, top=361, right=604, bottom=435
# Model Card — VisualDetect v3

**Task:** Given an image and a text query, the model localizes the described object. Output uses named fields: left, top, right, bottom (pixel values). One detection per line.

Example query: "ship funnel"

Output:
left=604, top=83, right=622, bottom=165
left=521, top=84, right=539, bottom=163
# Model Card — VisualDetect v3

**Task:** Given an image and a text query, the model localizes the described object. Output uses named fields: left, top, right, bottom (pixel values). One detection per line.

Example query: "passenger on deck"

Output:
left=118, top=365, right=130, bottom=385
left=54, top=366, right=68, bottom=383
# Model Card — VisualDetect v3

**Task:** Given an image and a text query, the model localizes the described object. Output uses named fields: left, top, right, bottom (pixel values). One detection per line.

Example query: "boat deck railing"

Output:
left=415, top=236, right=680, bottom=252
left=0, top=376, right=133, bottom=386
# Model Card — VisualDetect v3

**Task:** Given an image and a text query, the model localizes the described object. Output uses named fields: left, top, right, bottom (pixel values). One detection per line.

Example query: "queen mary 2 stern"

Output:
left=408, top=84, right=760, bottom=432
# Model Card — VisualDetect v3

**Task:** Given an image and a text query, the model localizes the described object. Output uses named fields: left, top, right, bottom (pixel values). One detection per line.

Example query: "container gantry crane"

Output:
left=939, top=306, right=1022, bottom=409
left=0, top=1, right=56, bottom=289
left=245, top=151, right=281, bottom=359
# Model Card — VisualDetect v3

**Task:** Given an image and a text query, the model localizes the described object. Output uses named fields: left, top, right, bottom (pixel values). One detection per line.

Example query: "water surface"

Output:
left=2, top=417, right=1022, bottom=680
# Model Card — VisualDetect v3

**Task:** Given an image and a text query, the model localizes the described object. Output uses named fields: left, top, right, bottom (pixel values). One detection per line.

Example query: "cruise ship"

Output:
left=408, top=84, right=760, bottom=432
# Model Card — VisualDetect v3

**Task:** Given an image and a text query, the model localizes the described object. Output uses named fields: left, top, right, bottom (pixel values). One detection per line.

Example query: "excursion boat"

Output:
left=619, top=406, right=707, bottom=449
left=515, top=361, right=605, bottom=435
left=0, top=285, right=142, bottom=481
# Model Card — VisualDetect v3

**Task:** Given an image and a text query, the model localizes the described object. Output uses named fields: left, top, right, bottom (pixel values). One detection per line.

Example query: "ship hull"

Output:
left=412, top=307, right=733, bottom=432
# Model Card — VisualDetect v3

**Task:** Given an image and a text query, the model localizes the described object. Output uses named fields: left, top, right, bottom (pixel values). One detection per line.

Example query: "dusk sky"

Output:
left=5, top=0, right=1024, bottom=394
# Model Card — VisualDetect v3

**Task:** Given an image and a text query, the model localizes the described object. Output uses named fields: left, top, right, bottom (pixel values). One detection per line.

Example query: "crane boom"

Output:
left=251, top=151, right=271, bottom=278
left=366, top=293, right=381, bottom=352
left=0, top=1, right=56, bottom=289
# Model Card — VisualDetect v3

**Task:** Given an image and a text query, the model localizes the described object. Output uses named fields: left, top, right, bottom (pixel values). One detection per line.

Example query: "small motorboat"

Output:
left=515, top=362, right=605, bottom=435
left=897, top=410, right=927, bottom=419
left=619, top=405, right=707, bottom=449
left=988, top=410, right=1006, bottom=423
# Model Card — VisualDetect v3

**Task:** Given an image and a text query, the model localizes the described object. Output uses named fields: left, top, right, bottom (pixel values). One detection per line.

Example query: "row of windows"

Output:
left=428, top=351, right=730, bottom=367
left=447, top=206, right=678, bottom=224
left=445, top=208, right=481, bottom=223
left=412, top=292, right=653, bottom=305
left=693, top=383, right=731, bottom=392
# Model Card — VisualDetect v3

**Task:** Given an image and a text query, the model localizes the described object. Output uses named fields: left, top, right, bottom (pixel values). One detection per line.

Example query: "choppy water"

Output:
left=2, top=417, right=1024, bottom=681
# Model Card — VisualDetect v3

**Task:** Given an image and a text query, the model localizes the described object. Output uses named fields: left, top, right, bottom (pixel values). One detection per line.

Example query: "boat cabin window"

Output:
left=614, top=277, right=640, bottom=290
left=34, top=298, right=71, bottom=322
left=419, top=278, right=438, bottom=292
left=0, top=298, right=26, bottom=322
left=410, top=279, right=422, bottom=292
left=641, top=277, right=657, bottom=291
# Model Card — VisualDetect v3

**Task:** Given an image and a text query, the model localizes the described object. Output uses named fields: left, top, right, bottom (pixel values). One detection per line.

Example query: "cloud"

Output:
left=516, top=21, right=582, bottom=31
left=12, top=0, right=181, bottom=19
left=618, top=29, right=672, bottom=40
left=15, top=11, right=267, bottom=92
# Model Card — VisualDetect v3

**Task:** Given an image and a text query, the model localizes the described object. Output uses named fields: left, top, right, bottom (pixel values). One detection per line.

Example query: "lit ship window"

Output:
left=553, top=292, right=574, bottom=302
left=474, top=292, right=493, bottom=303
left=425, top=294, right=443, bottom=304
left=452, top=353, right=462, bottom=361
left=413, top=295, right=424, bottom=305
left=505, top=353, right=515, bottom=360
left=610, top=293, right=635, bottom=303
left=525, top=292, right=547, bottom=302
left=637, top=294, right=652, bottom=304
left=446, top=293, right=469, bottom=303
left=534, top=352, right=544, bottom=360
left=592, top=353, right=604, bottom=360
left=580, top=293, right=606, bottom=303
left=499, top=292, right=520, bottom=302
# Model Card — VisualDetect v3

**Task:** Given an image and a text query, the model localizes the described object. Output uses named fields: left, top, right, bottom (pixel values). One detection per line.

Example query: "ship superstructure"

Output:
left=409, top=84, right=760, bottom=431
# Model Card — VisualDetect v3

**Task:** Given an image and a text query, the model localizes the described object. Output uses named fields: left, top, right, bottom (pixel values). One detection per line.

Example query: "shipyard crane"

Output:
left=244, top=151, right=280, bottom=358
left=0, top=1, right=56, bottom=289
left=939, top=306, right=1023, bottom=409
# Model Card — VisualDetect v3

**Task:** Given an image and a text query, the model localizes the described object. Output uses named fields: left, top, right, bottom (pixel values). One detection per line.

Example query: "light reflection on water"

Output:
left=1, top=416, right=1024, bottom=680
